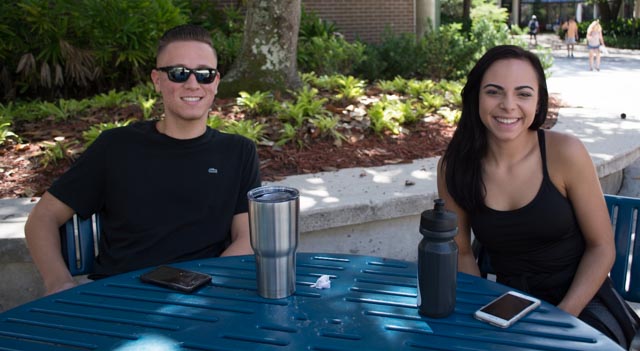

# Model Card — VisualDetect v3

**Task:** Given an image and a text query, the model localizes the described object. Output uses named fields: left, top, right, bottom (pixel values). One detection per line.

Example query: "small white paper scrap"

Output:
left=310, top=275, right=331, bottom=289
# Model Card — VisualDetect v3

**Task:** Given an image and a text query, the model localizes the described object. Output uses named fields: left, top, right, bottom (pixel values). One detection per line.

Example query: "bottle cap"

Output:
left=420, top=199, right=457, bottom=236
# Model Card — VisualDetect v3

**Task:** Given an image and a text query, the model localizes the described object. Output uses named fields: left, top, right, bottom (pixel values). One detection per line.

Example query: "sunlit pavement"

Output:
left=537, top=34, right=640, bottom=120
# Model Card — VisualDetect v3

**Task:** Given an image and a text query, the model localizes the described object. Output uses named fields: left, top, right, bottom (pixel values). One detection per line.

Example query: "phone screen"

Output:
left=140, top=265, right=212, bottom=293
left=480, top=293, right=536, bottom=320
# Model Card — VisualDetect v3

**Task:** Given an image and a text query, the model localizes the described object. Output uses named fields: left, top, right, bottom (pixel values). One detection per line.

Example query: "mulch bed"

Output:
left=0, top=94, right=562, bottom=199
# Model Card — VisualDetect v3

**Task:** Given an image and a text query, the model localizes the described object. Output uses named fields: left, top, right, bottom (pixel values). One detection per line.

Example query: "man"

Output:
left=25, top=24, right=261, bottom=295
left=562, top=16, right=579, bottom=58
left=528, top=15, right=539, bottom=45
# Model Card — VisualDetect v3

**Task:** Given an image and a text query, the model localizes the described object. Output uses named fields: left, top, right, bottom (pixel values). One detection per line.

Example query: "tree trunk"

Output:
left=218, top=0, right=302, bottom=98
left=462, top=0, right=471, bottom=32
left=609, top=0, right=622, bottom=19
left=597, top=2, right=613, bottom=22
left=595, top=0, right=623, bottom=22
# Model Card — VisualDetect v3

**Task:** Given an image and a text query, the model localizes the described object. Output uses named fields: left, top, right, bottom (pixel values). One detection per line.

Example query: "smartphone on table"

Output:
left=139, top=265, right=212, bottom=293
left=474, top=290, right=541, bottom=328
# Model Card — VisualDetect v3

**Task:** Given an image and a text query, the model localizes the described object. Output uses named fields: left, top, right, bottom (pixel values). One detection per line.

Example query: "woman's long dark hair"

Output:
left=441, top=45, right=549, bottom=213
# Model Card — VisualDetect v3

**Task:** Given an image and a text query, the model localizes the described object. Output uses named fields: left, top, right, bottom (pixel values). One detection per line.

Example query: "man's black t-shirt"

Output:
left=49, top=120, right=261, bottom=277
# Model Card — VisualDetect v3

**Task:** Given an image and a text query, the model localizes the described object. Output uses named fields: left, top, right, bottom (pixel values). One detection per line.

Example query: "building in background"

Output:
left=213, top=0, right=637, bottom=42
left=213, top=0, right=430, bottom=43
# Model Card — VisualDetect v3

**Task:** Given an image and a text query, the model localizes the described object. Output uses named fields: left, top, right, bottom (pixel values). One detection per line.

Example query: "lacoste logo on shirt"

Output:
left=208, top=168, right=218, bottom=174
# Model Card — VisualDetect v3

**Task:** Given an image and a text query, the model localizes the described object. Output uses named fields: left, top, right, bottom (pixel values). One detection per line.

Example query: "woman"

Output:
left=437, top=45, right=638, bottom=348
left=587, top=19, right=605, bottom=71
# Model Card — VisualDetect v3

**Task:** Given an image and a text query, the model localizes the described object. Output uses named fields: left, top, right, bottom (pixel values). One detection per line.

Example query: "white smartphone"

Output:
left=474, top=291, right=541, bottom=328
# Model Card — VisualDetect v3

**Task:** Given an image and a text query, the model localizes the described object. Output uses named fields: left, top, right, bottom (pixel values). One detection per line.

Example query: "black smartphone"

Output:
left=474, top=291, right=541, bottom=328
left=139, top=265, right=212, bottom=293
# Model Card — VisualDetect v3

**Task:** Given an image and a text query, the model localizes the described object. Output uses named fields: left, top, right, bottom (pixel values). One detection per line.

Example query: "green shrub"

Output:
left=304, top=73, right=342, bottom=91
left=298, top=36, right=366, bottom=76
left=299, top=8, right=338, bottom=41
left=309, top=115, right=345, bottom=144
left=77, top=0, right=186, bottom=86
left=237, top=91, right=279, bottom=116
left=368, top=99, right=402, bottom=135
left=211, top=30, right=243, bottom=76
left=355, top=30, right=423, bottom=81
left=376, top=77, right=409, bottom=94
left=292, top=86, right=329, bottom=118
left=397, top=99, right=425, bottom=125
left=421, top=92, right=447, bottom=113
left=334, top=76, right=365, bottom=102
left=297, top=9, right=366, bottom=76
left=0, top=122, right=19, bottom=146
left=92, top=90, right=130, bottom=109
left=38, top=99, right=91, bottom=121
left=221, top=119, right=265, bottom=143
left=419, top=23, right=476, bottom=80
left=2, top=0, right=186, bottom=101
left=405, top=79, right=436, bottom=99
left=601, top=19, right=640, bottom=49
left=40, top=137, right=79, bottom=167
left=173, top=2, right=244, bottom=75
left=275, top=122, right=298, bottom=146
left=207, top=115, right=226, bottom=130
left=278, top=86, right=330, bottom=127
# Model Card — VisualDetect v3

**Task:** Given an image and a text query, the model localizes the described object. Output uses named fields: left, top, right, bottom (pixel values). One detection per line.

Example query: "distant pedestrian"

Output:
left=528, top=15, right=539, bottom=45
left=562, top=16, right=579, bottom=58
left=553, top=16, right=561, bottom=33
left=586, top=19, right=605, bottom=71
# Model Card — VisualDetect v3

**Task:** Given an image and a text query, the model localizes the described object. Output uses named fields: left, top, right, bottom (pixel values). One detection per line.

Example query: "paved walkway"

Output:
left=542, top=33, right=640, bottom=200
left=539, top=34, right=640, bottom=121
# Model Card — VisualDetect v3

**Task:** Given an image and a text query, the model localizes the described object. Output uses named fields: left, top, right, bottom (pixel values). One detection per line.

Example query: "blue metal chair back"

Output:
left=59, top=214, right=101, bottom=276
left=604, top=194, right=640, bottom=302
left=472, top=238, right=494, bottom=278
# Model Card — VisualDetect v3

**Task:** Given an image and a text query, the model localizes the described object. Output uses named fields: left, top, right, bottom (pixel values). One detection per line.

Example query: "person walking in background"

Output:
left=24, top=24, right=262, bottom=295
left=553, top=16, right=561, bottom=33
left=587, top=19, right=605, bottom=71
left=528, top=15, right=540, bottom=45
left=437, top=45, right=639, bottom=349
left=562, top=16, right=579, bottom=58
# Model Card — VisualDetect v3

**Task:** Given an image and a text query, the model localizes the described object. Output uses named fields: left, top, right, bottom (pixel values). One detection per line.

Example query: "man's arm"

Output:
left=24, top=191, right=77, bottom=295
left=220, top=212, right=254, bottom=256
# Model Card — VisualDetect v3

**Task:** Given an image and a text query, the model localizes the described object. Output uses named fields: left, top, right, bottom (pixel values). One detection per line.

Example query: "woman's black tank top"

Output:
left=471, top=129, right=585, bottom=304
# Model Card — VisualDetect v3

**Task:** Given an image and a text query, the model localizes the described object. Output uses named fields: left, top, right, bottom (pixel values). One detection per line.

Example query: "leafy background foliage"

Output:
left=0, top=0, right=572, bottom=197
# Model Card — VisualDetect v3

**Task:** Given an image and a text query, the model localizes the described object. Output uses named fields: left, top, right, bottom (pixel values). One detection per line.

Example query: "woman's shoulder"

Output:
left=545, top=129, right=585, bottom=147
left=545, top=130, right=591, bottom=163
left=544, top=130, right=591, bottom=166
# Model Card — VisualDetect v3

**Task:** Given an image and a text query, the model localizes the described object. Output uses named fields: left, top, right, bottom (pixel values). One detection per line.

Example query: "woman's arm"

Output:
left=437, top=158, right=481, bottom=276
left=548, top=132, right=615, bottom=316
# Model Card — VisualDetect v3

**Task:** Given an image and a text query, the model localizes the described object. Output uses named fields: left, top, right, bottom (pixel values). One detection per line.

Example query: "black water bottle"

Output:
left=417, top=198, right=458, bottom=317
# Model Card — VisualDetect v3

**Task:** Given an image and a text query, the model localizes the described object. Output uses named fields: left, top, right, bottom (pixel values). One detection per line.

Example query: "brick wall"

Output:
left=213, top=0, right=416, bottom=43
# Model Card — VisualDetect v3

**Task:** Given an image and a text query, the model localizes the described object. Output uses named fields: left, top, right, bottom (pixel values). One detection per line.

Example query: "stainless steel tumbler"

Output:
left=248, top=186, right=300, bottom=299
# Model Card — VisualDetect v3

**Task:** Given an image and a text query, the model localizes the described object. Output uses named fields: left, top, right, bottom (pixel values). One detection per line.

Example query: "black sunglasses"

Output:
left=156, top=66, right=218, bottom=84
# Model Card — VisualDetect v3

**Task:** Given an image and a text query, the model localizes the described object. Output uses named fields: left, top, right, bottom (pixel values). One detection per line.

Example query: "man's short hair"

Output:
left=157, top=24, right=217, bottom=61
